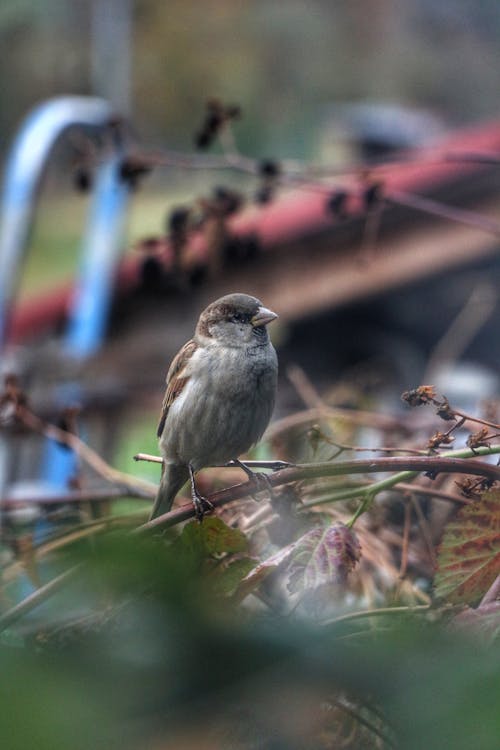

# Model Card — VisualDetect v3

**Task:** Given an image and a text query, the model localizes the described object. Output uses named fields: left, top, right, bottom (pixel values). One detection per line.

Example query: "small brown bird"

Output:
left=150, top=293, right=279, bottom=520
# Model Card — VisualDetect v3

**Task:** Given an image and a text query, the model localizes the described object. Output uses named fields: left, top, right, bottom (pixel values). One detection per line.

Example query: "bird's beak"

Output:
left=251, top=305, right=278, bottom=327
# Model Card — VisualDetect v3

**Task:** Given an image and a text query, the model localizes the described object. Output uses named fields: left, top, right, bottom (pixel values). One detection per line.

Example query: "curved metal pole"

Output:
left=0, top=96, right=132, bottom=499
left=42, top=153, right=131, bottom=486
left=0, top=96, right=116, bottom=348
left=65, top=154, right=130, bottom=358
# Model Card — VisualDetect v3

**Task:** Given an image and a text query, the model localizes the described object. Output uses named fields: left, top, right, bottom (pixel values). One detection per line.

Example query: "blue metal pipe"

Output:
left=0, top=96, right=131, bottom=495
left=0, top=96, right=116, bottom=348
left=64, top=155, right=130, bottom=358
left=42, top=153, right=130, bottom=485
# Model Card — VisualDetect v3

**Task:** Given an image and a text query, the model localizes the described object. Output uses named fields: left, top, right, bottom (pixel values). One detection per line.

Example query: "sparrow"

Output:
left=150, top=293, right=278, bottom=520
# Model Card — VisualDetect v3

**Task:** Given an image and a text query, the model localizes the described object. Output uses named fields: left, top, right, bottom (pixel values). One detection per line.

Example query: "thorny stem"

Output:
left=451, top=408, right=500, bottom=431
left=346, top=493, right=375, bottom=528
left=141, top=443, right=500, bottom=532
left=301, top=443, right=500, bottom=514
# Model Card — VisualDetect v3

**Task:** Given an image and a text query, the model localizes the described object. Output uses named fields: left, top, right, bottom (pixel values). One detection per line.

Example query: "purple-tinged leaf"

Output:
left=287, top=523, right=361, bottom=594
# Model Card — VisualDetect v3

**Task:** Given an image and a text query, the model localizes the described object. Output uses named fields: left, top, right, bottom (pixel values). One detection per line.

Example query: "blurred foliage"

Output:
left=1, top=524, right=499, bottom=749
left=2, top=373, right=500, bottom=747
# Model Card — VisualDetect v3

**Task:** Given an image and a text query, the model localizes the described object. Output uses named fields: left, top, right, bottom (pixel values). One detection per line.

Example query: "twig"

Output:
left=450, top=409, right=500, bottom=431
left=399, top=500, right=412, bottom=578
left=300, top=444, right=500, bottom=510
left=0, top=566, right=81, bottom=632
left=330, top=695, right=396, bottom=749
left=17, top=405, right=157, bottom=496
left=386, top=189, right=500, bottom=238
left=324, top=604, right=431, bottom=627
left=0, top=488, right=151, bottom=508
left=133, top=452, right=163, bottom=464
left=139, top=445, right=500, bottom=531
left=411, top=496, right=437, bottom=568
left=391, top=482, right=471, bottom=505
left=358, top=197, right=385, bottom=264
left=266, top=406, right=413, bottom=441
left=425, top=283, right=496, bottom=381
left=286, top=364, right=327, bottom=409
left=133, top=453, right=291, bottom=472
left=4, top=446, right=500, bottom=628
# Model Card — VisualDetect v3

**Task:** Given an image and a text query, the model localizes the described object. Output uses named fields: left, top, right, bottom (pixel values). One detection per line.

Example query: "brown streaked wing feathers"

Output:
left=157, top=339, right=197, bottom=438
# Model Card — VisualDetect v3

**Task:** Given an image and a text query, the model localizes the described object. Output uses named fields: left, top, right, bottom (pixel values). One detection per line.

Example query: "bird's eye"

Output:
left=231, top=313, right=245, bottom=324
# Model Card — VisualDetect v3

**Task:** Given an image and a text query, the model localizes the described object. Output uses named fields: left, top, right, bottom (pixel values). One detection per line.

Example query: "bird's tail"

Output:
left=149, top=463, right=189, bottom=520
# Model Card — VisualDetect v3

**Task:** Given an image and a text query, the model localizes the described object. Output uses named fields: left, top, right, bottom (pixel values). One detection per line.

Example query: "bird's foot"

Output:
left=189, top=464, right=214, bottom=522
left=192, top=491, right=214, bottom=522
left=232, top=459, right=275, bottom=502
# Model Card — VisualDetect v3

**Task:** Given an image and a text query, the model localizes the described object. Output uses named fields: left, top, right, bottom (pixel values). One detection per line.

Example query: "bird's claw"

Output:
left=249, top=471, right=275, bottom=502
left=188, top=463, right=214, bottom=522
left=192, top=492, right=214, bottom=522
left=232, top=459, right=275, bottom=502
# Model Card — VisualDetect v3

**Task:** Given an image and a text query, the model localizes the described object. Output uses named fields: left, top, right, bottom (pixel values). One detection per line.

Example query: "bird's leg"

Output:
left=188, top=464, right=214, bottom=522
left=231, top=458, right=275, bottom=501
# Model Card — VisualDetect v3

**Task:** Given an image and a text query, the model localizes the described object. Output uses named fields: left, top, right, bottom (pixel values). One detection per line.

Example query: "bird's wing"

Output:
left=157, top=339, right=198, bottom=438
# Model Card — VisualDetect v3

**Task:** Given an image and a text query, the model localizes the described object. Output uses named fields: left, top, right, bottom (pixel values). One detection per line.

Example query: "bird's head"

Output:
left=196, top=293, right=278, bottom=346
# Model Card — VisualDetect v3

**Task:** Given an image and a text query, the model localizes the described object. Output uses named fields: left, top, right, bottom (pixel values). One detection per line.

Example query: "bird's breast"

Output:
left=160, top=342, right=277, bottom=468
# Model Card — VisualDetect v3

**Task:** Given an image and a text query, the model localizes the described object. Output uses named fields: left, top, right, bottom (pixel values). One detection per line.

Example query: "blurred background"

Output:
left=2, top=0, right=500, bottom=153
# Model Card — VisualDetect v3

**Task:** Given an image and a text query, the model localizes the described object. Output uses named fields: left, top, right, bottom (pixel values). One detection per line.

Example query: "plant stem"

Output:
left=301, top=443, right=500, bottom=510
left=0, top=566, right=81, bottom=632
left=3, top=444, right=500, bottom=628
left=324, top=604, right=431, bottom=627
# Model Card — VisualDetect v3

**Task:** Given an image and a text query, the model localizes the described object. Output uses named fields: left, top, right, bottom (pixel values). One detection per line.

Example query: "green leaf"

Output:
left=175, top=516, right=248, bottom=558
left=435, top=490, right=500, bottom=605
left=287, top=522, right=361, bottom=594
left=209, top=557, right=257, bottom=597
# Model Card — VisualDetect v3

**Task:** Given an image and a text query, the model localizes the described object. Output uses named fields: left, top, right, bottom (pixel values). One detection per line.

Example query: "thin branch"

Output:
left=330, top=695, right=396, bottom=749
left=358, top=197, right=385, bottom=264
left=133, top=453, right=291, bottom=472
left=399, top=500, right=412, bottom=578
left=308, top=479, right=470, bottom=505
left=265, top=406, right=413, bottom=441
left=391, top=482, right=471, bottom=505
left=450, top=409, right=500, bottom=431
left=386, top=189, right=500, bottom=238
left=425, top=283, right=496, bottom=381
left=138, top=445, right=500, bottom=531
left=324, top=604, right=431, bottom=627
left=3, top=445, right=500, bottom=628
left=16, top=405, right=157, bottom=497
left=0, top=488, right=150, bottom=508
left=411, top=496, right=437, bottom=568
left=0, top=566, right=81, bottom=632
left=286, top=364, right=327, bottom=409
left=133, top=452, right=163, bottom=464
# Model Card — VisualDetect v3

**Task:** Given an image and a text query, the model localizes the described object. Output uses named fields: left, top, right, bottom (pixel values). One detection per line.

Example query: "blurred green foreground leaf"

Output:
left=0, top=525, right=499, bottom=750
